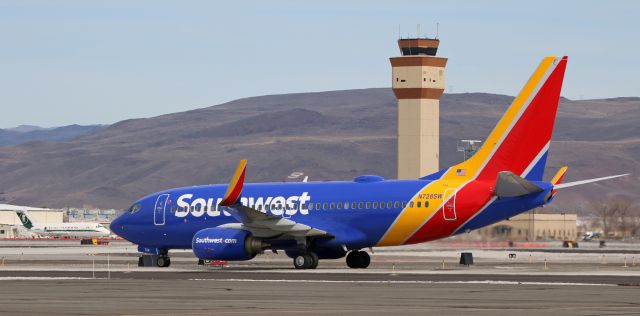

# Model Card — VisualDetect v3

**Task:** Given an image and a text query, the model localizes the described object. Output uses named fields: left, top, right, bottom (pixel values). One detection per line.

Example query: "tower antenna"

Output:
left=436, top=22, right=439, bottom=39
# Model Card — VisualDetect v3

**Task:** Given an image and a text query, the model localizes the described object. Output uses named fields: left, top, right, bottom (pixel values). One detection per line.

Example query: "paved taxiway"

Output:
left=1, top=240, right=639, bottom=315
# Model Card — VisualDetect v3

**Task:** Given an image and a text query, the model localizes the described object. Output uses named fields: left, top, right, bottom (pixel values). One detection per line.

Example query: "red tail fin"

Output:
left=444, top=56, right=568, bottom=182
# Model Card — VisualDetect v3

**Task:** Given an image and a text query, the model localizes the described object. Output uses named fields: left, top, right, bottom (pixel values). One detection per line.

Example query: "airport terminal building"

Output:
left=470, top=212, right=578, bottom=241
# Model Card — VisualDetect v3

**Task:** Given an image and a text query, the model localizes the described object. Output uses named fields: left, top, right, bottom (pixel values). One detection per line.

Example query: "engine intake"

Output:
left=192, top=228, right=265, bottom=261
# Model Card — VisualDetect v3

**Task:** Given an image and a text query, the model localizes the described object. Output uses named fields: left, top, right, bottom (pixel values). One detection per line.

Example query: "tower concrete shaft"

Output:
left=391, top=38, right=447, bottom=179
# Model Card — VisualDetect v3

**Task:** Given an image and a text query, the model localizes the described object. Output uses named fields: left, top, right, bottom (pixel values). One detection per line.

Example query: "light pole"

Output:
left=457, top=140, right=482, bottom=162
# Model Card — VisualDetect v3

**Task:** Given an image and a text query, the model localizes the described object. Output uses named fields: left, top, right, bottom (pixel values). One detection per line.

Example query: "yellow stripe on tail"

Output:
left=551, top=166, right=568, bottom=185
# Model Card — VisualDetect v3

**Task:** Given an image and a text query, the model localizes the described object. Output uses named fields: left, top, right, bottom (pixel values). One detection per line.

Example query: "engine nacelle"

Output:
left=192, top=228, right=264, bottom=261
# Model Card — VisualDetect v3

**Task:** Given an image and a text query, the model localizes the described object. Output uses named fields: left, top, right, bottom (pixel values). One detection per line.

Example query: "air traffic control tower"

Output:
left=391, top=37, right=447, bottom=179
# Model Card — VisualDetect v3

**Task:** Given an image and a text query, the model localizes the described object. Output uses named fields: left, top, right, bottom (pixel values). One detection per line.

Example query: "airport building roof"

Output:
left=0, top=203, right=60, bottom=212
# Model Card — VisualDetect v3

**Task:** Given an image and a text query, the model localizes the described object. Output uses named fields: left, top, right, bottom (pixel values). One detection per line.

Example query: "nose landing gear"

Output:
left=346, top=250, right=370, bottom=269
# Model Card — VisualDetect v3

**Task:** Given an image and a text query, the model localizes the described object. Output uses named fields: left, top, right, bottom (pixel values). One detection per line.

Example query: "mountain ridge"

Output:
left=0, top=88, right=636, bottom=212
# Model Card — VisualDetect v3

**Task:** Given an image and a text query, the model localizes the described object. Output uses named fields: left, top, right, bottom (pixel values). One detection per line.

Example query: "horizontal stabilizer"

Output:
left=553, top=174, right=629, bottom=190
left=494, top=171, right=544, bottom=198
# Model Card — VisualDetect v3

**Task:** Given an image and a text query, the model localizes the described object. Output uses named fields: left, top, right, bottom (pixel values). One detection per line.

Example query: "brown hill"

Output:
left=0, top=89, right=637, bottom=212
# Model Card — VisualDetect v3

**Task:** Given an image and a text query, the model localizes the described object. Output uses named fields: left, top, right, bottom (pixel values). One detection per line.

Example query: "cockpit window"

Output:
left=128, top=204, right=142, bottom=213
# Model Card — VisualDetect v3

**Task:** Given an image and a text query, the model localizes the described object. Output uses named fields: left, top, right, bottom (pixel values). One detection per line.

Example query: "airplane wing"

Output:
left=218, top=160, right=330, bottom=238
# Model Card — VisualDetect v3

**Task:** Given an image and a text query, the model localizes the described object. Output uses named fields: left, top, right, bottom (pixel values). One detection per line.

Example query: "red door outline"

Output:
left=443, top=189, right=457, bottom=221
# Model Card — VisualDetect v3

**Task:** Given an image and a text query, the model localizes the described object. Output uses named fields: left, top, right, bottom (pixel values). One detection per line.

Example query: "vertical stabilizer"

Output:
left=16, top=211, right=34, bottom=229
left=443, top=56, right=568, bottom=182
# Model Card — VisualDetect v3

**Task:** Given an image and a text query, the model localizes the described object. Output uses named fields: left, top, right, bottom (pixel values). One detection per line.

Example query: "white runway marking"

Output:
left=0, top=277, right=100, bottom=280
left=188, top=278, right=616, bottom=287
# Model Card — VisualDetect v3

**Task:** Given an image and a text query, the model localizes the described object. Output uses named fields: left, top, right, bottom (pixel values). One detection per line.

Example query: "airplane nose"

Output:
left=110, top=215, right=125, bottom=237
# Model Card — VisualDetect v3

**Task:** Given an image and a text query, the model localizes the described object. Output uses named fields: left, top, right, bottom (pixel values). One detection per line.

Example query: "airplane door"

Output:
left=442, top=189, right=457, bottom=221
left=154, top=194, right=170, bottom=226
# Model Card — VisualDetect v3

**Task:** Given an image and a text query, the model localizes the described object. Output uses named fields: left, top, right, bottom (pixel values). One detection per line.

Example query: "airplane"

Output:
left=16, top=210, right=111, bottom=238
left=110, top=56, right=628, bottom=269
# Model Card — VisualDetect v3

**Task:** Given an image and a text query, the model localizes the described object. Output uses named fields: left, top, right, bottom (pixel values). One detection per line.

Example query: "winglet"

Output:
left=548, top=166, right=568, bottom=200
left=220, top=159, right=247, bottom=206
left=551, top=166, right=568, bottom=185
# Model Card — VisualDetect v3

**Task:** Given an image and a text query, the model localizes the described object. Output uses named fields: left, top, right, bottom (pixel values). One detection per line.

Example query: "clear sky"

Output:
left=1, top=1, right=638, bottom=128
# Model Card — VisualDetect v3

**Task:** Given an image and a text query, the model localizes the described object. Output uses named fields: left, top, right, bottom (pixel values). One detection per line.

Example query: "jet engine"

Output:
left=192, top=228, right=266, bottom=261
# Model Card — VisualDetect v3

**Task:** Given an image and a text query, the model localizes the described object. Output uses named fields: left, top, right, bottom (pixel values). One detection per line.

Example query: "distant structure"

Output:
left=457, top=140, right=482, bottom=162
left=391, top=36, right=447, bottom=179
left=0, top=204, right=63, bottom=238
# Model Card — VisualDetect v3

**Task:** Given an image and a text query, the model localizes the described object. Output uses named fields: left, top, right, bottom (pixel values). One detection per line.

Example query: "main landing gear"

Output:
left=293, top=252, right=319, bottom=269
left=156, top=255, right=171, bottom=267
left=138, top=254, right=171, bottom=267
left=346, top=250, right=370, bottom=269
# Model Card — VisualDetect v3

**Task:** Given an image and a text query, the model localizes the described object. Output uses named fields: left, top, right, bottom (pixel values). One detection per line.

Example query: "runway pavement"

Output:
left=1, top=239, right=639, bottom=315
left=0, top=278, right=639, bottom=316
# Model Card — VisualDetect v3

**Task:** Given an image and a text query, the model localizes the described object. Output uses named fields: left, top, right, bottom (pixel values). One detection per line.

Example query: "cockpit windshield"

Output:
left=128, top=204, right=142, bottom=213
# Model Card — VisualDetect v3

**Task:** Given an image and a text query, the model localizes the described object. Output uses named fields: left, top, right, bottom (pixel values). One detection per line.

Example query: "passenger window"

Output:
left=365, top=202, right=371, bottom=209
left=417, top=201, right=422, bottom=208
left=316, top=203, right=321, bottom=210
left=293, top=204, right=298, bottom=210
left=351, top=202, right=357, bottom=209
left=372, top=202, right=378, bottom=209
left=337, top=203, right=342, bottom=210
left=394, top=201, right=399, bottom=208
left=344, top=202, right=350, bottom=210
left=330, top=203, right=335, bottom=210
left=266, top=204, right=270, bottom=211
left=323, top=203, right=328, bottom=210
left=358, top=202, right=363, bottom=209
left=424, top=201, right=429, bottom=208
left=402, top=202, right=407, bottom=208
left=409, top=201, right=414, bottom=208
left=387, top=201, right=392, bottom=209
left=257, top=205, right=262, bottom=211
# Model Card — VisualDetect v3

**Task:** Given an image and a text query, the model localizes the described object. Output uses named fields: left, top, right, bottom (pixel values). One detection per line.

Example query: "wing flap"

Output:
left=220, top=205, right=329, bottom=238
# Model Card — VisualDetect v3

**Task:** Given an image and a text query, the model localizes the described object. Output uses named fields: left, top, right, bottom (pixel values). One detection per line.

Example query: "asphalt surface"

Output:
left=1, top=270, right=640, bottom=285
left=0, top=278, right=639, bottom=316
left=2, top=240, right=640, bottom=315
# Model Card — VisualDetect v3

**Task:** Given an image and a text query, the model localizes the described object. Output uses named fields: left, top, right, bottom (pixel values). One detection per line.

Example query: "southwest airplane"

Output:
left=16, top=211, right=111, bottom=238
left=110, top=56, right=627, bottom=269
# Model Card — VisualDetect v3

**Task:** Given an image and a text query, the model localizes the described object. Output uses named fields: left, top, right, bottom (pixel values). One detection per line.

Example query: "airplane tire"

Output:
left=293, top=255, right=307, bottom=269
left=156, top=256, right=171, bottom=267
left=308, top=252, right=319, bottom=269
left=346, top=251, right=363, bottom=269
left=359, top=251, right=370, bottom=269
left=293, top=253, right=319, bottom=269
